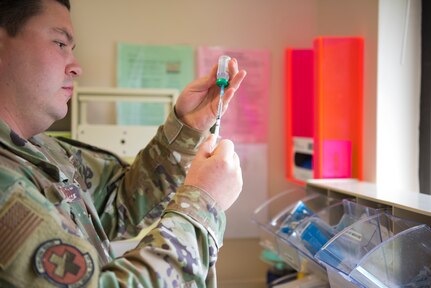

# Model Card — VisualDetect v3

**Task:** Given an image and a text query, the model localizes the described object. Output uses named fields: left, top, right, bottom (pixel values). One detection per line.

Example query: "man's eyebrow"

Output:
left=52, top=27, right=76, bottom=48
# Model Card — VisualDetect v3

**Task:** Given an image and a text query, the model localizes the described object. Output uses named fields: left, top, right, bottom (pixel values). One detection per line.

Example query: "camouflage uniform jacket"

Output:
left=0, top=110, right=226, bottom=288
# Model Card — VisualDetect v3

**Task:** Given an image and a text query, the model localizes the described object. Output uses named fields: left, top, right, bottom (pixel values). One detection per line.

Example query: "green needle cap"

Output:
left=216, top=78, right=229, bottom=87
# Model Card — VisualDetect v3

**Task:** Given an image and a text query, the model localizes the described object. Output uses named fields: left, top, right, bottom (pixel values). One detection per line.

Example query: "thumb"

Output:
left=193, top=65, right=217, bottom=91
left=196, top=134, right=217, bottom=158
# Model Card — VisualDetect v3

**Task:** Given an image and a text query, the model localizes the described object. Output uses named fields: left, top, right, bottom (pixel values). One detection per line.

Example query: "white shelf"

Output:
left=306, top=179, right=431, bottom=226
left=71, top=85, right=178, bottom=158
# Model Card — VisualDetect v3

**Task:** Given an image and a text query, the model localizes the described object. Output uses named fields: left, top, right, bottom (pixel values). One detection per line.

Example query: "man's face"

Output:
left=0, top=0, right=82, bottom=137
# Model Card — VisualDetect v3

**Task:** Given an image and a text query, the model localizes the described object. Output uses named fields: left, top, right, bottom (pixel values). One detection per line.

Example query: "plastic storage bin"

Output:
left=350, top=224, right=431, bottom=287
left=314, top=213, right=421, bottom=287
left=252, top=187, right=337, bottom=255
left=277, top=199, right=379, bottom=279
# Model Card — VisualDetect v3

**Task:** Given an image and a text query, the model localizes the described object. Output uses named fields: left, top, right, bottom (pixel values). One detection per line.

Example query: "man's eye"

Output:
left=55, top=41, right=66, bottom=48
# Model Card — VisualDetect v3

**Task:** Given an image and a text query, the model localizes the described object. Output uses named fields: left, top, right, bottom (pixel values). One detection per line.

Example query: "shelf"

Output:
left=306, top=179, right=431, bottom=227
left=71, top=85, right=178, bottom=158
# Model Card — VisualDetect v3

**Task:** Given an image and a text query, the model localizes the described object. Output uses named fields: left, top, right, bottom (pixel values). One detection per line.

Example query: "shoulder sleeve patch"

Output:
left=0, top=198, right=43, bottom=269
left=34, top=239, right=94, bottom=288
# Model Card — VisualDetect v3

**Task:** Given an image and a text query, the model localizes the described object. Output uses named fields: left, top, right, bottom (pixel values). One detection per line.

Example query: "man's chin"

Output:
left=57, top=105, right=69, bottom=120
left=55, top=110, right=68, bottom=122
left=45, top=110, right=69, bottom=132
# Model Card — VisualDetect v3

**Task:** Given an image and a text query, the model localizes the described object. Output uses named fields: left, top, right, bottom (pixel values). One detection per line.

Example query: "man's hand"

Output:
left=184, top=134, right=242, bottom=211
left=175, top=58, right=247, bottom=131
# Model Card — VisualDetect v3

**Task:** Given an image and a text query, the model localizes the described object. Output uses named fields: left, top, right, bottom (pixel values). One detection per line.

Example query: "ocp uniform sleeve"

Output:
left=57, top=108, right=210, bottom=241
left=114, top=108, right=211, bottom=238
left=99, top=185, right=226, bottom=287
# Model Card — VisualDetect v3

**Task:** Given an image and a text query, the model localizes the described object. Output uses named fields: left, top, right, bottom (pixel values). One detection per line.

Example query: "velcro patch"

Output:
left=57, top=184, right=81, bottom=203
left=34, top=239, right=94, bottom=288
left=0, top=199, right=43, bottom=269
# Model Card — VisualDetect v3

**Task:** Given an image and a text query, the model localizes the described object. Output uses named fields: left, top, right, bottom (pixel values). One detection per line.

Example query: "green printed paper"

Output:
left=116, top=43, right=194, bottom=125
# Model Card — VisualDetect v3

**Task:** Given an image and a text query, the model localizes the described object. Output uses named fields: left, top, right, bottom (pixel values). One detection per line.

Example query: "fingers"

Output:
left=185, top=65, right=217, bottom=93
left=221, top=69, right=247, bottom=111
left=196, top=134, right=217, bottom=158
left=207, top=65, right=217, bottom=86
left=228, top=69, right=247, bottom=92
left=199, top=134, right=240, bottom=167
left=229, top=58, right=239, bottom=76
left=206, top=133, right=217, bottom=151
left=215, top=140, right=243, bottom=190
left=212, top=139, right=235, bottom=159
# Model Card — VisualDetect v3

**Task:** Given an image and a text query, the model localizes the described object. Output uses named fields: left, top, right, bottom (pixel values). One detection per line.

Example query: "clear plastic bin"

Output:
left=350, top=224, right=431, bottom=287
left=252, top=187, right=336, bottom=255
left=277, top=199, right=380, bottom=278
left=314, top=212, right=421, bottom=287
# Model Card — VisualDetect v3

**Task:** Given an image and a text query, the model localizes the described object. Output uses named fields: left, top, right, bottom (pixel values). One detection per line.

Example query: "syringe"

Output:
left=213, top=55, right=231, bottom=139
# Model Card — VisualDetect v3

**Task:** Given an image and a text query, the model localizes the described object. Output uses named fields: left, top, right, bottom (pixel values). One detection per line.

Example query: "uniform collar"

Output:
left=0, top=119, right=62, bottom=182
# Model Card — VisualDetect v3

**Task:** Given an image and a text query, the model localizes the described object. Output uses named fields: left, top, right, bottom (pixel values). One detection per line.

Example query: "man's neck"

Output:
left=0, top=109, right=33, bottom=139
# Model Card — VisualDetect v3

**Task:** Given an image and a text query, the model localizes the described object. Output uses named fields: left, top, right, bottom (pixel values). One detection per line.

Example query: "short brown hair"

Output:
left=0, top=0, right=70, bottom=36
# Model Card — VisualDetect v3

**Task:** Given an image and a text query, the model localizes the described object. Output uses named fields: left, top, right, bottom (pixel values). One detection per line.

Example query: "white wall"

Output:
left=376, top=0, right=421, bottom=192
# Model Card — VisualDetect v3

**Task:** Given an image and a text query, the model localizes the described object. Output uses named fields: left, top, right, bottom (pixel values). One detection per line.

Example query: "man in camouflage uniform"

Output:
left=0, top=0, right=247, bottom=287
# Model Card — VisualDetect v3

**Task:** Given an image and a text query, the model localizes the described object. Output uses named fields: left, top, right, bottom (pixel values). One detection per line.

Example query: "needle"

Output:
left=213, top=85, right=225, bottom=139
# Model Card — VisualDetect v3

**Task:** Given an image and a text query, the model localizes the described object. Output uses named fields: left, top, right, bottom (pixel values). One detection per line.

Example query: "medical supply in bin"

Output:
left=252, top=187, right=334, bottom=261
left=275, top=199, right=381, bottom=281
left=300, top=220, right=335, bottom=255
left=289, top=200, right=376, bottom=257
left=280, top=201, right=315, bottom=235
left=253, top=189, right=338, bottom=276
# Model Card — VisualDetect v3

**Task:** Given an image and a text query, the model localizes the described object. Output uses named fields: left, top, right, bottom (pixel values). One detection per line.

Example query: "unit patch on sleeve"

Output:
left=34, top=239, right=94, bottom=288
left=0, top=199, right=43, bottom=269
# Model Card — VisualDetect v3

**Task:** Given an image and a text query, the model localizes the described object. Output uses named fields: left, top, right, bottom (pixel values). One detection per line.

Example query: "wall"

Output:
left=376, top=0, right=421, bottom=192
left=69, top=0, right=383, bottom=286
